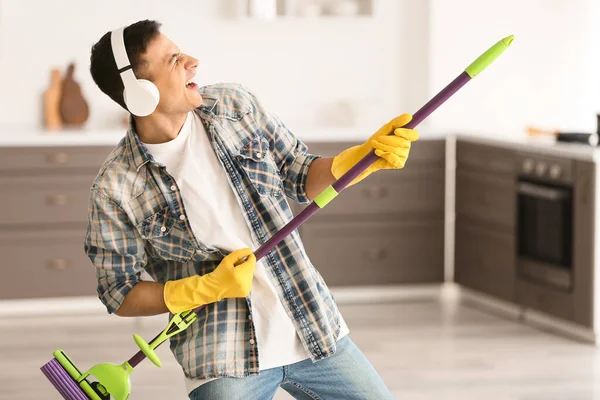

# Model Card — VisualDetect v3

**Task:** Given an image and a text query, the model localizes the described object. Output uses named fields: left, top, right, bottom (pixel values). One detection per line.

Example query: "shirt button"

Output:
left=249, top=339, right=255, bottom=345
left=179, top=215, right=186, bottom=221
left=160, top=226, right=166, bottom=232
left=256, top=152, right=262, bottom=159
left=170, top=185, right=176, bottom=191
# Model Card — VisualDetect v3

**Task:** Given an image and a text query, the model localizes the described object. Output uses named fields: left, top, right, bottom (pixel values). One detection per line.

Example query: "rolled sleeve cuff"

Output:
left=97, top=274, right=141, bottom=314
left=294, top=153, right=320, bottom=204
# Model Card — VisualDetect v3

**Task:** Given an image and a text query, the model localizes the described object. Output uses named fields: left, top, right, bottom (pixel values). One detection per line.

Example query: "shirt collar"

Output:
left=125, top=95, right=220, bottom=171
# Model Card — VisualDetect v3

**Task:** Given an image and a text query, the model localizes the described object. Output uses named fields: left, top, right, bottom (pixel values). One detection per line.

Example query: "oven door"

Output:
left=517, top=179, right=573, bottom=290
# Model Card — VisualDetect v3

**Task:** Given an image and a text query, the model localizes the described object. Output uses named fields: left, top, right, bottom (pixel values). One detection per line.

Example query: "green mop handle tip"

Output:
left=465, top=34, right=514, bottom=78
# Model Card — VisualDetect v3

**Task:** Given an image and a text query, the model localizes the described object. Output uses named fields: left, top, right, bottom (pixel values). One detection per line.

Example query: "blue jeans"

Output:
left=188, top=336, right=394, bottom=400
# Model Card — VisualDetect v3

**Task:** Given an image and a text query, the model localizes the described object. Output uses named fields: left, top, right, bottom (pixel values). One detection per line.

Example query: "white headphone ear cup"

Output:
left=137, top=79, right=160, bottom=107
left=123, top=79, right=160, bottom=117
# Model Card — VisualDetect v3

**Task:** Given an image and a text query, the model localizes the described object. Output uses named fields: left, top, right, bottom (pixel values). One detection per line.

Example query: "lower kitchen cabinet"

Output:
left=514, top=159, right=596, bottom=328
left=302, top=218, right=444, bottom=286
left=0, top=139, right=446, bottom=299
left=0, top=175, right=93, bottom=226
left=455, top=169, right=515, bottom=228
left=455, top=138, right=597, bottom=331
left=0, top=145, right=114, bottom=300
left=454, top=216, right=515, bottom=302
left=299, top=139, right=447, bottom=287
left=0, top=228, right=97, bottom=299
left=515, top=279, right=575, bottom=323
left=454, top=139, right=517, bottom=303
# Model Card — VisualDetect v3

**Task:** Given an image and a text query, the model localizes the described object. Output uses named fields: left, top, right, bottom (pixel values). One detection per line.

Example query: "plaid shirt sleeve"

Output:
left=84, top=188, right=147, bottom=314
left=246, top=89, right=320, bottom=204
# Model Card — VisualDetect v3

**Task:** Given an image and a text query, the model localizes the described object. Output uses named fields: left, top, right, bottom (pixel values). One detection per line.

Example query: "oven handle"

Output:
left=517, top=181, right=570, bottom=200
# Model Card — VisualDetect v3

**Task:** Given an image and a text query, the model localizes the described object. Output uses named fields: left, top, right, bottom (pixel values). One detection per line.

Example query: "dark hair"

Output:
left=89, top=19, right=162, bottom=111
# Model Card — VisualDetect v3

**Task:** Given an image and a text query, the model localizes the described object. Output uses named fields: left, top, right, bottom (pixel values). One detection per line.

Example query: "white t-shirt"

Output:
left=142, top=111, right=348, bottom=394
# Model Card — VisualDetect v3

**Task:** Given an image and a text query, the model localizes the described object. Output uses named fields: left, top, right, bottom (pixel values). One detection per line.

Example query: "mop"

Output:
left=40, top=34, right=514, bottom=400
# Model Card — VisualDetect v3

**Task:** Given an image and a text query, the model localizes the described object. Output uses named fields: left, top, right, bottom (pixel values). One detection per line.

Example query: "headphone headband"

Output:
left=110, top=27, right=131, bottom=71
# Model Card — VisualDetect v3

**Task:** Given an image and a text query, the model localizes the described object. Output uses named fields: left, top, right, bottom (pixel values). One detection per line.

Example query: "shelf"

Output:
left=243, top=0, right=375, bottom=19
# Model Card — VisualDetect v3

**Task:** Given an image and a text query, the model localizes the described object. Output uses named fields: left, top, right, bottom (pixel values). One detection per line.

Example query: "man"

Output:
left=87, top=19, right=418, bottom=400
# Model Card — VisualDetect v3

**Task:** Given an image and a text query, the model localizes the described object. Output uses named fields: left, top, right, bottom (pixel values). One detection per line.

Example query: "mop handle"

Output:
left=128, top=35, right=514, bottom=368
left=251, top=34, right=514, bottom=261
left=251, top=72, right=469, bottom=261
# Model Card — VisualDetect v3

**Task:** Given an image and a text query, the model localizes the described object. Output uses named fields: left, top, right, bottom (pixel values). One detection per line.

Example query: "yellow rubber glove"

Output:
left=163, top=248, right=256, bottom=314
left=331, top=113, right=419, bottom=187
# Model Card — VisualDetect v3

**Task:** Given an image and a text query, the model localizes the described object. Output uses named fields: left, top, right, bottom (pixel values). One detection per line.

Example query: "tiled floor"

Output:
left=2, top=292, right=600, bottom=399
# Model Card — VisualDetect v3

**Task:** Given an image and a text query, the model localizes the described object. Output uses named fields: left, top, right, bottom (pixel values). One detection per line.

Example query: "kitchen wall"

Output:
left=427, top=0, right=600, bottom=137
left=0, top=0, right=423, bottom=137
left=0, top=0, right=598, bottom=139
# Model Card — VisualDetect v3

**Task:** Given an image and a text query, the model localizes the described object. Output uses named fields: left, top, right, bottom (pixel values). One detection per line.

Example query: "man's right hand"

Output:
left=163, top=248, right=256, bottom=314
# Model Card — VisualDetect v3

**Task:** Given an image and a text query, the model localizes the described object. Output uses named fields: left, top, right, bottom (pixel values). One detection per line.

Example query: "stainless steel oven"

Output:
left=516, top=154, right=574, bottom=291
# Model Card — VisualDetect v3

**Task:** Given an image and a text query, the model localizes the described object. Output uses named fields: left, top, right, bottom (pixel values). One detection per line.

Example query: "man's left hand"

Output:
left=331, top=113, right=419, bottom=187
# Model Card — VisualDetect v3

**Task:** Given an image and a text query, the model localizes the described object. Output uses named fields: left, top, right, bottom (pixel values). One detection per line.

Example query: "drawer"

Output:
left=0, top=175, right=93, bottom=226
left=0, top=229, right=97, bottom=299
left=300, top=219, right=444, bottom=286
left=455, top=169, right=515, bottom=228
left=515, top=278, right=575, bottom=323
left=317, top=168, right=445, bottom=218
left=454, top=219, right=515, bottom=302
left=306, top=139, right=446, bottom=167
left=457, top=140, right=516, bottom=175
left=0, top=146, right=112, bottom=174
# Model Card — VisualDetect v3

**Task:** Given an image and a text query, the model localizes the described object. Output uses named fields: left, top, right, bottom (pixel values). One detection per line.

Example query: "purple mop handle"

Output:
left=128, top=72, right=471, bottom=368
left=196, top=72, right=470, bottom=304
left=128, top=30, right=516, bottom=368
left=253, top=71, right=471, bottom=260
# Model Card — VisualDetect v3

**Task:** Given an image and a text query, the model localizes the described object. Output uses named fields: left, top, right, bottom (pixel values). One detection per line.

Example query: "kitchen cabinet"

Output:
left=514, top=158, right=596, bottom=327
left=0, top=145, right=114, bottom=300
left=296, top=139, right=446, bottom=286
left=572, top=160, right=596, bottom=327
left=0, top=138, right=446, bottom=299
left=3, top=133, right=598, bottom=339
left=454, top=140, right=517, bottom=302
left=0, top=229, right=97, bottom=299
left=455, top=219, right=515, bottom=302
left=455, top=137, right=598, bottom=331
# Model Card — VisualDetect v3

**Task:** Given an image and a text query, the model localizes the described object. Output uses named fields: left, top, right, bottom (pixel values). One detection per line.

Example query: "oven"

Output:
left=516, top=154, right=574, bottom=291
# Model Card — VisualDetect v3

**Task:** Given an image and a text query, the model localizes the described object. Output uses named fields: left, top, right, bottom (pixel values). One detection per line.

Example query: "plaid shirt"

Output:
left=84, top=83, right=344, bottom=380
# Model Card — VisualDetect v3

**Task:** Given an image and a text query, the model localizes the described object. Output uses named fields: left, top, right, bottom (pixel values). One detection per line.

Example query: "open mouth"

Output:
left=185, top=77, right=198, bottom=91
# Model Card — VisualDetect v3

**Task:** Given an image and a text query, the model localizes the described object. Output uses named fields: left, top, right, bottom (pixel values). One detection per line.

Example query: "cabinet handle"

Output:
left=46, top=194, right=68, bottom=206
left=46, top=258, right=71, bottom=270
left=363, top=248, right=388, bottom=261
left=362, top=186, right=389, bottom=199
left=46, top=152, right=69, bottom=165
